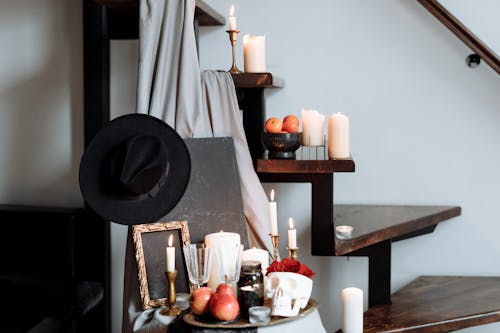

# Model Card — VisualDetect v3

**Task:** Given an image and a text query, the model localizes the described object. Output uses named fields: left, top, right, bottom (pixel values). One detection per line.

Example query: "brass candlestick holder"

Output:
left=160, top=270, right=182, bottom=316
left=287, top=247, right=299, bottom=260
left=226, top=30, right=242, bottom=74
left=269, top=234, right=280, bottom=261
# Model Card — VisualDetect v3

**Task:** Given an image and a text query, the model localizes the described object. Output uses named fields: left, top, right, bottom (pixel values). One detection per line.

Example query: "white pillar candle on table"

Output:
left=242, top=247, right=270, bottom=275
left=301, top=109, right=325, bottom=146
left=228, top=5, right=237, bottom=30
left=287, top=217, right=297, bottom=249
left=342, top=287, right=363, bottom=333
left=166, top=234, right=175, bottom=272
left=243, top=34, right=266, bottom=73
left=269, top=189, right=278, bottom=235
left=328, top=112, right=350, bottom=159
left=204, top=231, right=241, bottom=290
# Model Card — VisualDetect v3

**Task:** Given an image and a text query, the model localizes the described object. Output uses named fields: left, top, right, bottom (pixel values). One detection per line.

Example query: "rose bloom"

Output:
left=266, top=258, right=315, bottom=279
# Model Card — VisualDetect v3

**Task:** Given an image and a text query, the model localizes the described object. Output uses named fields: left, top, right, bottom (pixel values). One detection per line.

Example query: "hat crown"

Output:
left=109, top=135, right=168, bottom=198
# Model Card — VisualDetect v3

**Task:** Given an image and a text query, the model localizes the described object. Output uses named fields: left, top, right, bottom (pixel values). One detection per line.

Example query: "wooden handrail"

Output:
left=418, top=0, right=500, bottom=75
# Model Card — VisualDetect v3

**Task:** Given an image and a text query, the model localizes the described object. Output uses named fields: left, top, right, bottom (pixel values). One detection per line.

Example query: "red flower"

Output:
left=266, top=258, right=315, bottom=279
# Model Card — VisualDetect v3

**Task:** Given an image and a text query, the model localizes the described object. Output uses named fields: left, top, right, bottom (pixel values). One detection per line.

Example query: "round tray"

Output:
left=183, top=298, right=318, bottom=329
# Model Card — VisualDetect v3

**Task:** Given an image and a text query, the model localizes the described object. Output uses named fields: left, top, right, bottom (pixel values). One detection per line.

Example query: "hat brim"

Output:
left=79, top=114, right=191, bottom=225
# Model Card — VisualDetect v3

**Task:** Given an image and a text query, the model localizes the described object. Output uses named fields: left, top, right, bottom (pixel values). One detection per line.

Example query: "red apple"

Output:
left=264, top=117, right=283, bottom=133
left=215, top=283, right=234, bottom=297
left=282, top=115, right=299, bottom=133
left=209, top=294, right=240, bottom=321
left=189, top=287, right=213, bottom=315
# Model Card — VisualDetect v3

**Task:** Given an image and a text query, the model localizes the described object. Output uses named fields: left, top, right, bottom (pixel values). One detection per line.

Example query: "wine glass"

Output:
left=214, top=244, right=243, bottom=285
left=183, top=243, right=213, bottom=290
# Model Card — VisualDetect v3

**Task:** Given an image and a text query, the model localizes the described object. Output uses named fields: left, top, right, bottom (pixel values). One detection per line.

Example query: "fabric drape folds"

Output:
left=123, top=0, right=273, bottom=331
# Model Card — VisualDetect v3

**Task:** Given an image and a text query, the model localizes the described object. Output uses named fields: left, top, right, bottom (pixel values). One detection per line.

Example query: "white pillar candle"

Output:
left=341, top=287, right=363, bottom=333
left=166, top=234, right=175, bottom=272
left=242, top=247, right=270, bottom=275
left=287, top=217, right=297, bottom=249
left=243, top=34, right=266, bottom=73
left=328, top=112, right=350, bottom=159
left=228, top=5, right=237, bottom=30
left=301, top=109, right=325, bottom=146
left=204, top=231, right=241, bottom=290
left=269, top=189, right=278, bottom=235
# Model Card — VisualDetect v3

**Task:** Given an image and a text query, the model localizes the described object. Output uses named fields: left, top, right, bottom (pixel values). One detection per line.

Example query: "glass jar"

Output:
left=238, top=260, right=264, bottom=319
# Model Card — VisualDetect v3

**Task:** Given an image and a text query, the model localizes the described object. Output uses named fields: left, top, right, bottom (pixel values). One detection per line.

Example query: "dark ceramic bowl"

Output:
left=262, top=132, right=302, bottom=159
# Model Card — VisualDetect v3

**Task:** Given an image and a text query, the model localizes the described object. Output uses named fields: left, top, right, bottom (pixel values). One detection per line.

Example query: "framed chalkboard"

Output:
left=132, top=221, right=191, bottom=309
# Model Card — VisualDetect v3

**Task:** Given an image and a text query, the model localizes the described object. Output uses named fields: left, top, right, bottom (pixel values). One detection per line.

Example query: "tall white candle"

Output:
left=166, top=234, right=175, bottom=272
left=341, top=287, right=363, bottom=333
left=301, top=109, right=325, bottom=146
left=204, top=231, right=241, bottom=290
left=328, top=112, right=350, bottom=159
left=288, top=217, right=297, bottom=249
left=228, top=5, right=237, bottom=30
left=269, top=189, right=278, bottom=235
left=243, top=34, right=266, bottom=73
left=242, top=247, right=270, bottom=275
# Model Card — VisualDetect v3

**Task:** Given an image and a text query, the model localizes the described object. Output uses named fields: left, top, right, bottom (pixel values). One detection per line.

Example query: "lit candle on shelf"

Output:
left=288, top=217, right=297, bottom=249
left=242, top=247, right=270, bottom=275
left=166, top=234, right=175, bottom=272
left=342, top=287, right=363, bottom=333
left=328, top=112, right=350, bottom=159
left=301, top=108, right=326, bottom=146
left=243, top=34, right=266, bottom=73
left=269, top=189, right=278, bottom=235
left=228, top=5, right=237, bottom=30
left=204, top=231, right=241, bottom=290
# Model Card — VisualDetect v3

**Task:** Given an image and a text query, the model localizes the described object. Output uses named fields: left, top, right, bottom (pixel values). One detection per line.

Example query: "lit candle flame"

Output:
left=229, top=4, right=235, bottom=16
left=288, top=217, right=294, bottom=229
left=168, top=234, right=173, bottom=247
left=270, top=189, right=275, bottom=201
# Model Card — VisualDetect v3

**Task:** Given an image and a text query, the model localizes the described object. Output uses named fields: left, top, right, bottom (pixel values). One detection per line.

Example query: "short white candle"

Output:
left=204, top=231, right=241, bottom=290
left=301, top=109, right=325, bottom=146
left=328, top=112, right=350, bottom=159
left=243, top=247, right=270, bottom=275
left=288, top=217, right=297, bottom=249
left=269, top=189, right=278, bottom=235
left=341, top=287, right=363, bottom=333
left=243, top=34, right=266, bottom=73
left=335, top=225, right=353, bottom=239
left=228, top=5, right=237, bottom=30
left=166, top=234, right=175, bottom=272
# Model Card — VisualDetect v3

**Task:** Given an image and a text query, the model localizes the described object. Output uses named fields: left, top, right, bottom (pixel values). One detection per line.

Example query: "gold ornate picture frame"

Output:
left=132, top=221, right=191, bottom=309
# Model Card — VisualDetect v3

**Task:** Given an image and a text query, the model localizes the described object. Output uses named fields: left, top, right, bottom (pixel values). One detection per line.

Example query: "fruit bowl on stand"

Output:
left=262, top=132, right=302, bottom=159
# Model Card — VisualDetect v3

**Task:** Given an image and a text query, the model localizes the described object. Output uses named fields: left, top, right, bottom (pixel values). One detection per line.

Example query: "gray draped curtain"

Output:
left=123, top=0, right=274, bottom=331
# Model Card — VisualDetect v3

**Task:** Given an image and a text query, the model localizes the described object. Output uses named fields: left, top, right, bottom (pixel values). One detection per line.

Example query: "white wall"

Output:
left=198, top=0, right=500, bottom=332
left=1, top=1, right=499, bottom=333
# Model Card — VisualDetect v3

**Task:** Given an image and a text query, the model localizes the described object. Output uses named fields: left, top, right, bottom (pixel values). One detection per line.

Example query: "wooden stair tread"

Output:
left=361, top=276, right=500, bottom=332
left=93, top=0, right=225, bottom=26
left=334, top=205, right=461, bottom=256
left=255, top=156, right=355, bottom=174
left=231, top=72, right=284, bottom=88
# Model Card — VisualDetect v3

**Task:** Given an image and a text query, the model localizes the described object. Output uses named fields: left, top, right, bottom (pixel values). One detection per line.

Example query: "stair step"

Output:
left=362, top=276, right=500, bottom=332
left=334, top=205, right=461, bottom=256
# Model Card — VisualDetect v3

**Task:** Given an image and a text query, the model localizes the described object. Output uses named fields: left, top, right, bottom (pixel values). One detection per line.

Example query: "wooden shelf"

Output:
left=256, top=156, right=355, bottom=174
left=231, top=72, right=284, bottom=88
left=93, top=0, right=224, bottom=41
left=334, top=205, right=461, bottom=256
left=360, top=276, right=500, bottom=332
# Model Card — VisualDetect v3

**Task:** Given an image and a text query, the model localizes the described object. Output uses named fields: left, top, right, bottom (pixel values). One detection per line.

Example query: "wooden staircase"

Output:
left=84, top=1, right=500, bottom=332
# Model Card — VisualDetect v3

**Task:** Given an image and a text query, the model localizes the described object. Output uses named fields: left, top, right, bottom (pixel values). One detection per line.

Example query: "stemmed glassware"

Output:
left=214, top=244, right=243, bottom=285
left=183, top=243, right=213, bottom=290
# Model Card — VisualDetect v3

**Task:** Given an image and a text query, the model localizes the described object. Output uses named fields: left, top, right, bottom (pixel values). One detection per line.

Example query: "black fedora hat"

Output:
left=79, top=114, right=191, bottom=225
